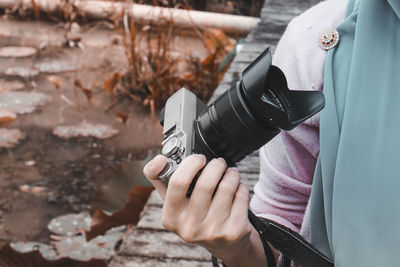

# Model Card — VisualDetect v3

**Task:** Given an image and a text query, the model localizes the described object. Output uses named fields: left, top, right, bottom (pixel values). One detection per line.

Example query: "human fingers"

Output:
left=207, top=167, right=241, bottom=222
left=229, top=183, right=251, bottom=230
left=178, top=168, right=240, bottom=245
left=143, top=154, right=168, bottom=199
left=186, top=158, right=227, bottom=221
left=180, top=182, right=248, bottom=248
left=163, top=154, right=206, bottom=220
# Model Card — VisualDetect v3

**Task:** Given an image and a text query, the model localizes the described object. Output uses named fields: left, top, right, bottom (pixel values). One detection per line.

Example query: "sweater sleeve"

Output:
left=249, top=0, right=347, bottom=233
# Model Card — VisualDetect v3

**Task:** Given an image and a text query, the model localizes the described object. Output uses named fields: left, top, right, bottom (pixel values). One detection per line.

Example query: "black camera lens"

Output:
left=194, top=47, right=325, bottom=164
left=158, top=46, right=324, bottom=182
left=195, top=81, right=280, bottom=165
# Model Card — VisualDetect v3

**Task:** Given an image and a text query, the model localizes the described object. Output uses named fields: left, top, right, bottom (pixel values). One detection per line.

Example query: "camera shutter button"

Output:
left=162, top=137, right=181, bottom=158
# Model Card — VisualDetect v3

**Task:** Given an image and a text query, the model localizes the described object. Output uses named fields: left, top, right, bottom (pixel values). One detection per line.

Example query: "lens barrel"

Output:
left=194, top=47, right=324, bottom=165
left=195, top=81, right=280, bottom=165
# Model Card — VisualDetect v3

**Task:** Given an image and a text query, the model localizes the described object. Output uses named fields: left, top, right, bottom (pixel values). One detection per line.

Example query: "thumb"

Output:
left=143, top=154, right=168, bottom=199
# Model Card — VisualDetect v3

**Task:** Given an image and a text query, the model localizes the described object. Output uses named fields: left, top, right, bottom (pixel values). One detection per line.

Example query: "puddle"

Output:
left=4, top=148, right=156, bottom=262
left=10, top=219, right=125, bottom=262
left=0, top=125, right=161, bottom=247
left=91, top=150, right=158, bottom=213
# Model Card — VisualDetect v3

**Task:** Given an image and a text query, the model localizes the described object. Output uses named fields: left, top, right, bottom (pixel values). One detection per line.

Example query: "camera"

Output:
left=158, top=46, right=325, bottom=185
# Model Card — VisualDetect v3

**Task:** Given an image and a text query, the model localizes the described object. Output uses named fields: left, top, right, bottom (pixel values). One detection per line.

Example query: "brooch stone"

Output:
left=318, top=28, right=340, bottom=51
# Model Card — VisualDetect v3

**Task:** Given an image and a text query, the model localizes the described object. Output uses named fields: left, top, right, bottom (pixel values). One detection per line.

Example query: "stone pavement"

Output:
left=110, top=0, right=321, bottom=266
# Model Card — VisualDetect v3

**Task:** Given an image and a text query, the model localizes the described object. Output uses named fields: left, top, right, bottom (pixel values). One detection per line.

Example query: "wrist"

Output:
left=222, top=227, right=276, bottom=267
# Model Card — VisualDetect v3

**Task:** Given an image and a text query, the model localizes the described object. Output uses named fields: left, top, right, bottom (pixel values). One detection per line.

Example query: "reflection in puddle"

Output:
left=91, top=150, right=159, bottom=213
left=1, top=149, right=160, bottom=263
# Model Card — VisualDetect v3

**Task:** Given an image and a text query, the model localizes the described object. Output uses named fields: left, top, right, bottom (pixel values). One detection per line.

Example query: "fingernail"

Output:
left=229, top=167, right=239, bottom=172
left=145, top=159, right=154, bottom=171
left=154, top=154, right=166, bottom=162
left=218, top=157, right=226, bottom=164
left=145, top=155, right=163, bottom=171
left=197, top=154, right=206, bottom=162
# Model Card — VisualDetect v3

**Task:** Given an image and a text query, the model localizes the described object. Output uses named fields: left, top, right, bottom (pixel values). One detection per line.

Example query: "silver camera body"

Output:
left=158, top=88, right=208, bottom=184
left=158, top=47, right=325, bottom=187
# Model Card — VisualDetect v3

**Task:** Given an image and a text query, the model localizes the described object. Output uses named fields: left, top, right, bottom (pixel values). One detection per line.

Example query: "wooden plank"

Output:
left=237, top=42, right=270, bottom=53
left=233, top=51, right=266, bottom=63
left=145, top=190, right=164, bottom=207
left=118, top=228, right=211, bottom=260
left=110, top=256, right=211, bottom=267
left=222, top=62, right=252, bottom=73
left=136, top=203, right=164, bottom=230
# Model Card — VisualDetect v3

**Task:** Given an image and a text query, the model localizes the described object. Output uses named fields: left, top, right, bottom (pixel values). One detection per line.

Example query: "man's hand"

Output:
left=143, top=154, right=270, bottom=266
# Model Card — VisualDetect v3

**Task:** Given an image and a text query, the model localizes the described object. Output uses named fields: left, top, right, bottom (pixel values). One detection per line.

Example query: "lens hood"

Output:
left=241, top=47, right=325, bottom=130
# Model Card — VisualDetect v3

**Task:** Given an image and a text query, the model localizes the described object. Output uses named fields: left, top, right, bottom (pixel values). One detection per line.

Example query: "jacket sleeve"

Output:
left=249, top=12, right=328, bottom=232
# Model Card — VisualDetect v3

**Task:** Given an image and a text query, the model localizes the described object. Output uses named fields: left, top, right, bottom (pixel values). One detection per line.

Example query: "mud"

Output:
left=0, top=18, right=173, bottom=247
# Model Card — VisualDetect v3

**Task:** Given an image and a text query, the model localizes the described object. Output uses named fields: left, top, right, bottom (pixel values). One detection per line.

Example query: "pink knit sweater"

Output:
left=250, top=0, right=347, bottom=241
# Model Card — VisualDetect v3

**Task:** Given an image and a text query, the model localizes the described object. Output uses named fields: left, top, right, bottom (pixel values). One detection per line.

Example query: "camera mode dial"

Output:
left=159, top=136, right=185, bottom=182
left=162, top=136, right=181, bottom=158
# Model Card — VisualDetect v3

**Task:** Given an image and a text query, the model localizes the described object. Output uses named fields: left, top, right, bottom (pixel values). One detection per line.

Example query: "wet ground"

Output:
left=0, top=18, right=211, bottom=248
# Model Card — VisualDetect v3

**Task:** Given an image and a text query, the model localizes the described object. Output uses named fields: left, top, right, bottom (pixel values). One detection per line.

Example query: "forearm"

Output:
left=221, top=227, right=278, bottom=267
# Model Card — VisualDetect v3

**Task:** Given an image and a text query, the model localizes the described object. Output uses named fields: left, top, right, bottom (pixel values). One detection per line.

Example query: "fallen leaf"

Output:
left=53, top=227, right=124, bottom=261
left=0, top=92, right=51, bottom=114
left=86, top=186, right=154, bottom=241
left=25, top=160, right=36, bottom=166
left=103, top=72, right=122, bottom=94
left=66, top=22, right=82, bottom=45
left=149, top=99, right=155, bottom=118
left=0, top=46, right=37, bottom=58
left=74, top=79, right=93, bottom=103
left=19, top=184, right=31, bottom=192
left=53, top=121, right=119, bottom=139
left=60, top=94, right=74, bottom=106
left=115, top=111, right=129, bottom=124
left=81, top=88, right=93, bottom=102
left=48, top=213, right=91, bottom=236
left=19, top=185, right=48, bottom=195
left=35, top=60, right=77, bottom=74
left=46, top=76, right=62, bottom=91
left=0, top=79, right=25, bottom=92
left=201, top=52, right=217, bottom=68
left=9, top=241, right=59, bottom=261
left=5, top=67, right=39, bottom=78
left=203, top=28, right=233, bottom=52
left=0, top=109, right=17, bottom=124
left=32, top=0, right=40, bottom=19
left=0, top=128, right=23, bottom=148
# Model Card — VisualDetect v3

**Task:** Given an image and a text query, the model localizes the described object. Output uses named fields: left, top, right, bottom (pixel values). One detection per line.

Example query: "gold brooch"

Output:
left=318, top=29, right=340, bottom=51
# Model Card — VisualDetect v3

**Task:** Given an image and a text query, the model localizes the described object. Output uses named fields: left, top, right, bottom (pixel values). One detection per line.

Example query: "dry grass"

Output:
left=4, top=0, right=237, bottom=114
left=112, top=1, right=236, bottom=113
